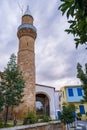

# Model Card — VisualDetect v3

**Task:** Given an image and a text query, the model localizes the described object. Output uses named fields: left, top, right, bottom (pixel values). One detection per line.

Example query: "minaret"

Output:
left=17, top=6, right=37, bottom=119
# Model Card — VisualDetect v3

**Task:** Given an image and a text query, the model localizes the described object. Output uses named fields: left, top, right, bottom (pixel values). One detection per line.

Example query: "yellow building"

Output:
left=59, top=85, right=87, bottom=120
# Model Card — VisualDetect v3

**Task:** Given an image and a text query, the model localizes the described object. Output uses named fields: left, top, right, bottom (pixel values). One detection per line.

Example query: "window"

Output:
left=79, top=105, right=85, bottom=114
left=77, top=88, right=82, bottom=96
left=68, top=88, right=73, bottom=96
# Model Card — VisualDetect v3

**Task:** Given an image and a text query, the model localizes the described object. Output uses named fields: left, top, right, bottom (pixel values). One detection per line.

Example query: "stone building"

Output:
left=15, top=6, right=60, bottom=120
left=16, top=5, right=37, bottom=119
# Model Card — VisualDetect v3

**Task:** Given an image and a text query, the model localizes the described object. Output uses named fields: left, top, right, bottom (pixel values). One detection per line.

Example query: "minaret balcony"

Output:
left=17, top=24, right=37, bottom=39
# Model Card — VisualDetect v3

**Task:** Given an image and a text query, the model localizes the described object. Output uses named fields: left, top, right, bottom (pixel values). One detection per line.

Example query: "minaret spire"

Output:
left=24, top=5, right=32, bottom=16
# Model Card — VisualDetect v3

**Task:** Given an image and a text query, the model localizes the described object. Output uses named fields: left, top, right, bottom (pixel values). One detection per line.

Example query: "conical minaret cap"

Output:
left=24, top=5, right=32, bottom=17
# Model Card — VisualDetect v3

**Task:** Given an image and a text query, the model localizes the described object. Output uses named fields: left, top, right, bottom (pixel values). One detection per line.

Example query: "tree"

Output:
left=76, top=112, right=82, bottom=120
left=60, top=103, right=75, bottom=130
left=59, top=0, right=87, bottom=105
left=58, top=0, right=87, bottom=48
left=0, top=94, right=4, bottom=112
left=0, top=72, right=4, bottom=112
left=77, top=63, right=87, bottom=102
left=0, top=54, right=25, bottom=126
left=0, top=91, right=4, bottom=112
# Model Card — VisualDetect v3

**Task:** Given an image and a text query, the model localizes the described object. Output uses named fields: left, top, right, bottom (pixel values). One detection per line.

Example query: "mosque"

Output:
left=1, top=5, right=85, bottom=121
left=15, top=6, right=60, bottom=120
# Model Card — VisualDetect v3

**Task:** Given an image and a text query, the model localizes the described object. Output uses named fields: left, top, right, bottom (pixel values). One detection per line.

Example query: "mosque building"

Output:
left=0, top=5, right=86, bottom=121
left=16, top=6, right=60, bottom=120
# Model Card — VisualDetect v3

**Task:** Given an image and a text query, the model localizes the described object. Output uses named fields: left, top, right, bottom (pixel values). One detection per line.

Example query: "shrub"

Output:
left=23, top=111, right=37, bottom=125
left=76, top=112, right=82, bottom=120
left=43, top=115, right=50, bottom=122
left=0, top=121, right=4, bottom=128
left=85, top=112, right=87, bottom=116
left=77, top=112, right=82, bottom=117
left=0, top=121, right=13, bottom=128
left=37, top=115, right=50, bottom=122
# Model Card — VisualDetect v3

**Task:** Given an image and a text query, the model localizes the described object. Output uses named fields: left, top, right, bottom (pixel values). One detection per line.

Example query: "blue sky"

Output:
left=0, top=0, right=86, bottom=90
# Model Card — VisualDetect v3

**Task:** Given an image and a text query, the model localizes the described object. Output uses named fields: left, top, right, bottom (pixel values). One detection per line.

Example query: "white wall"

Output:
left=55, top=91, right=61, bottom=119
left=36, top=84, right=56, bottom=119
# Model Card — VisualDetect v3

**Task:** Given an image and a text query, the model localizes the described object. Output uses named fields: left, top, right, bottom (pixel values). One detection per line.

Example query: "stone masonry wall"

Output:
left=0, top=122, right=65, bottom=130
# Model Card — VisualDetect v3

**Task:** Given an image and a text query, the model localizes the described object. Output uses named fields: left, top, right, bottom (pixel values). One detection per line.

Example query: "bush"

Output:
left=37, top=115, right=50, bottom=122
left=76, top=112, right=82, bottom=120
left=23, top=111, right=37, bottom=125
left=43, top=115, right=50, bottom=122
left=77, top=112, right=82, bottom=117
left=0, top=121, right=13, bottom=128
left=0, top=121, right=4, bottom=128
left=85, top=112, right=87, bottom=116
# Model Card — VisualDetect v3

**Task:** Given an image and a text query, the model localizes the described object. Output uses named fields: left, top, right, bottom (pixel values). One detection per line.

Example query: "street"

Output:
left=75, top=120, right=87, bottom=130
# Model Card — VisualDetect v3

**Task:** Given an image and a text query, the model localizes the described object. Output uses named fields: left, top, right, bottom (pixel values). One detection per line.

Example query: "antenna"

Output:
left=18, top=2, right=23, bottom=15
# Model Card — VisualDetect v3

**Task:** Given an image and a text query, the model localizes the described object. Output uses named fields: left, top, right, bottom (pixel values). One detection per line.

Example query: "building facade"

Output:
left=59, top=85, right=87, bottom=120
left=36, top=84, right=60, bottom=119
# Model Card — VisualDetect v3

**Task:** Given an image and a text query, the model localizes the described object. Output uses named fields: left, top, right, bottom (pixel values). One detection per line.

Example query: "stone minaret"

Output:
left=17, top=6, right=37, bottom=119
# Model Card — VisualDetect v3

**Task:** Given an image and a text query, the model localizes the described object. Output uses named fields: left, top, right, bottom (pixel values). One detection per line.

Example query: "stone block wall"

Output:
left=0, top=122, right=65, bottom=130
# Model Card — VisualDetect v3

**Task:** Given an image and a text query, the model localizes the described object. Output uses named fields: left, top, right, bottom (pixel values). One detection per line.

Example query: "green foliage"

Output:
left=0, top=121, right=13, bottom=128
left=67, top=103, right=76, bottom=111
left=0, top=120, right=3, bottom=128
left=77, top=63, right=87, bottom=102
left=85, top=112, right=87, bottom=116
left=0, top=72, right=4, bottom=112
left=58, top=0, right=87, bottom=48
left=60, top=104, right=75, bottom=125
left=42, top=115, right=50, bottom=122
left=0, top=89, right=4, bottom=112
left=0, top=54, right=25, bottom=107
left=77, top=112, right=82, bottom=117
left=23, top=113, right=50, bottom=124
left=37, top=115, right=50, bottom=122
left=0, top=54, right=25, bottom=125
left=23, top=111, right=37, bottom=124
left=0, top=123, right=13, bottom=128
left=62, top=102, right=76, bottom=111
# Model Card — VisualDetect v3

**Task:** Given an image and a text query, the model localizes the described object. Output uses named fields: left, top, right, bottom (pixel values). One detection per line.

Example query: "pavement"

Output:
left=66, top=120, right=87, bottom=130
left=75, top=120, right=87, bottom=130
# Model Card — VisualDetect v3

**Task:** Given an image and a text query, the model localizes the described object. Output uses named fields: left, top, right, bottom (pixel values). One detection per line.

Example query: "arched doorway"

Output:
left=36, top=93, right=50, bottom=116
